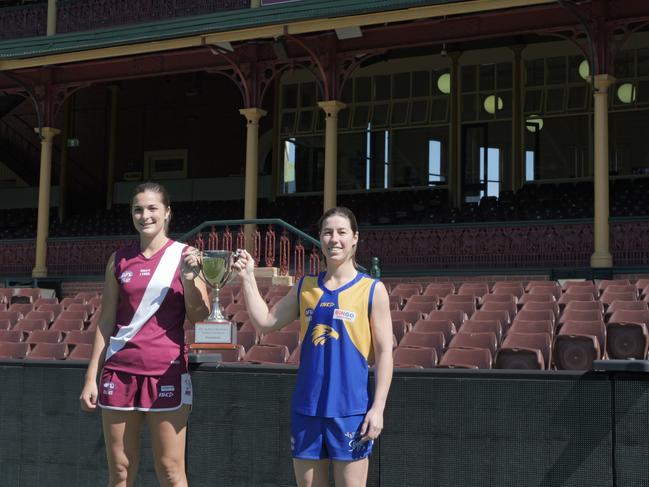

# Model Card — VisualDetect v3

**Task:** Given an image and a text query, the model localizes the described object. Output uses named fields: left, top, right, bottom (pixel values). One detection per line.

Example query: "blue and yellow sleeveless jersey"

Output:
left=292, top=272, right=379, bottom=417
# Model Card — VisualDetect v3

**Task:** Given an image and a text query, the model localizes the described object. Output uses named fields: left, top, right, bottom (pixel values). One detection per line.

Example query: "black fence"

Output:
left=1, top=363, right=648, bottom=487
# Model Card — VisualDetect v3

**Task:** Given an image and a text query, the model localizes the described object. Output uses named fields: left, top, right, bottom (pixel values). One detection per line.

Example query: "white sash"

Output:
left=105, top=241, right=185, bottom=362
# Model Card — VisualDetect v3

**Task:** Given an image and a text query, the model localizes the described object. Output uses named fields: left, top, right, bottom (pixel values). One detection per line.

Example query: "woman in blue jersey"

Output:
left=233, top=206, right=393, bottom=487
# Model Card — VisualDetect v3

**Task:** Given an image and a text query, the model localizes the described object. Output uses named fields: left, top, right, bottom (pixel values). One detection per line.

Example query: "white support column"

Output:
left=590, top=74, right=615, bottom=268
left=318, top=100, right=346, bottom=212
left=47, top=0, right=57, bottom=36
left=32, top=127, right=61, bottom=278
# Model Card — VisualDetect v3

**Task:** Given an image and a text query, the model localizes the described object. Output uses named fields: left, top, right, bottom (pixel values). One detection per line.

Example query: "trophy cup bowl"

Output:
left=193, top=249, right=240, bottom=347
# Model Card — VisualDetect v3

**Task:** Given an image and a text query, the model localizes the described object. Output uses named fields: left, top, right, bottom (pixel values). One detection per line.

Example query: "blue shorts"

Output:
left=290, top=411, right=373, bottom=461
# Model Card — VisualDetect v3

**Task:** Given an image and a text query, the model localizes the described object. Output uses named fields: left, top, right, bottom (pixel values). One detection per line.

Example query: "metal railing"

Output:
left=179, top=218, right=321, bottom=279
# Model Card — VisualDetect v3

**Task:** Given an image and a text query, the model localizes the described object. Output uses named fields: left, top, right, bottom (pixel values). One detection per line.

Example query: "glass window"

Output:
left=391, top=127, right=449, bottom=187
left=412, top=71, right=430, bottom=97
left=300, top=82, right=316, bottom=107
left=374, top=75, right=391, bottom=101
left=297, top=110, right=314, bottom=132
left=479, top=64, right=496, bottom=91
left=280, top=112, right=296, bottom=134
left=341, top=79, right=353, bottom=104
left=410, top=100, right=429, bottom=124
left=524, top=89, right=543, bottom=114
left=497, top=63, right=512, bottom=89
left=638, top=48, right=649, bottom=76
left=546, top=57, right=566, bottom=85
left=615, top=50, right=635, bottom=79
left=567, top=86, right=588, bottom=111
left=461, top=65, right=477, bottom=93
left=352, top=105, right=370, bottom=128
left=638, top=80, right=649, bottom=105
left=281, top=135, right=325, bottom=193
left=391, top=101, right=409, bottom=125
left=355, top=77, right=372, bottom=103
left=525, top=59, right=544, bottom=86
left=462, top=94, right=478, bottom=121
left=568, top=56, right=586, bottom=83
left=430, top=98, right=449, bottom=122
left=545, top=87, right=566, bottom=113
left=393, top=72, right=411, bottom=99
left=371, top=103, right=389, bottom=127
left=283, top=84, right=298, bottom=109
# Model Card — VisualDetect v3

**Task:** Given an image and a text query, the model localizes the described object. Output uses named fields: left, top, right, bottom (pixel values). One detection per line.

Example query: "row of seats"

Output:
left=2, top=178, right=649, bottom=238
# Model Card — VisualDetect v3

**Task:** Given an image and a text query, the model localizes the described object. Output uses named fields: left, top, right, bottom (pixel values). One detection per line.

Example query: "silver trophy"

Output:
left=193, top=249, right=240, bottom=346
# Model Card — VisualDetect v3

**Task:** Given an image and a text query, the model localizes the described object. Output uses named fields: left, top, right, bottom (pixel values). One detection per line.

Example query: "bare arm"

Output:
left=232, top=249, right=299, bottom=333
left=79, top=252, right=119, bottom=411
left=180, top=246, right=211, bottom=324
left=360, top=281, right=393, bottom=442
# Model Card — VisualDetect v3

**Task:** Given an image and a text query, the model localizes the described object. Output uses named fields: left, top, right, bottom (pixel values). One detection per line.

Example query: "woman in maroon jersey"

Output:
left=80, top=182, right=210, bottom=487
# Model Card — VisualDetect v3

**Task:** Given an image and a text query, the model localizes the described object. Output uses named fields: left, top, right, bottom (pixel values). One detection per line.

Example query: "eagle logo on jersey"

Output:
left=311, top=324, right=340, bottom=346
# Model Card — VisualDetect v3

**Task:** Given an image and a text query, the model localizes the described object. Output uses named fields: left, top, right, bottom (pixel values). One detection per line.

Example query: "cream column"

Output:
left=448, top=53, right=461, bottom=208
left=240, top=108, right=267, bottom=251
left=46, top=0, right=57, bottom=36
left=511, top=45, right=524, bottom=192
left=32, top=127, right=61, bottom=278
left=591, top=74, right=615, bottom=268
left=250, top=0, right=261, bottom=7
left=106, top=85, right=119, bottom=209
left=318, top=100, right=346, bottom=212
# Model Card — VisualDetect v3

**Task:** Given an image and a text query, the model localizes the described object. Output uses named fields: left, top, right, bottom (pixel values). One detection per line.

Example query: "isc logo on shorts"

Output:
left=159, top=385, right=175, bottom=398
left=102, top=382, right=115, bottom=396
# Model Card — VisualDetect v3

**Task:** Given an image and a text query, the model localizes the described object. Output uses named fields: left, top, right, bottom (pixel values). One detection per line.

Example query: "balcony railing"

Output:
left=0, top=0, right=250, bottom=40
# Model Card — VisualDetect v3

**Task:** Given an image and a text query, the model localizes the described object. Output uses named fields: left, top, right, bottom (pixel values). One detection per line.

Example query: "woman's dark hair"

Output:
left=131, top=181, right=171, bottom=234
left=317, top=206, right=359, bottom=235
left=317, top=206, right=359, bottom=268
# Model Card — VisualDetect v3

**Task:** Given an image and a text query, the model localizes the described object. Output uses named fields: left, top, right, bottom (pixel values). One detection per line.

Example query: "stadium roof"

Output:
left=0, top=0, right=553, bottom=70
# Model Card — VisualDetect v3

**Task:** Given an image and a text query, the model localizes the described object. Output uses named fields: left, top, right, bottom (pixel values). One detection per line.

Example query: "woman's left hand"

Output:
left=181, top=246, right=202, bottom=281
left=359, top=407, right=384, bottom=443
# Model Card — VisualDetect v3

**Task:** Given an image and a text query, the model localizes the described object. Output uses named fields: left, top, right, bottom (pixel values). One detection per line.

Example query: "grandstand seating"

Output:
left=3, top=179, right=649, bottom=239
left=1, top=277, right=649, bottom=369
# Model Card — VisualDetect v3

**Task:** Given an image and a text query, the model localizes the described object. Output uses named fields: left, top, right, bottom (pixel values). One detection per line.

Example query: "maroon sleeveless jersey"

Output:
left=103, top=239, right=187, bottom=376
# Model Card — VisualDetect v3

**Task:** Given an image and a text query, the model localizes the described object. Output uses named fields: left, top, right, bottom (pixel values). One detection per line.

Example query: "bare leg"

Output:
left=146, top=405, right=190, bottom=487
left=102, top=409, right=145, bottom=487
left=333, top=458, right=369, bottom=487
left=293, top=459, right=330, bottom=487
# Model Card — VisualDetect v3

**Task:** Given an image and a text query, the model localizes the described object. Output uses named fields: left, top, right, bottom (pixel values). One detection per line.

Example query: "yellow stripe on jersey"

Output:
left=298, top=276, right=324, bottom=344
left=337, top=278, right=374, bottom=360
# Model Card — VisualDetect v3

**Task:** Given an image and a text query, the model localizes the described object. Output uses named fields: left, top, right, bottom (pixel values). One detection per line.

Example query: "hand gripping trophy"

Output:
left=193, top=249, right=242, bottom=347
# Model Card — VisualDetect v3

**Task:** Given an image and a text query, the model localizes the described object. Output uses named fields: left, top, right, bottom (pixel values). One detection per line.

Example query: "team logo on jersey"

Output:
left=311, top=324, right=340, bottom=346
left=305, top=308, right=314, bottom=324
left=334, top=309, right=356, bottom=322
left=119, top=270, right=133, bottom=283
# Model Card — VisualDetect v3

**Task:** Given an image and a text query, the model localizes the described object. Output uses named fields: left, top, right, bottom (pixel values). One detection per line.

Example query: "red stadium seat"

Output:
left=0, top=342, right=30, bottom=359
left=216, top=345, right=246, bottom=363
left=559, top=309, right=602, bottom=326
left=606, top=310, right=649, bottom=359
left=438, top=348, right=492, bottom=369
left=13, top=288, right=42, bottom=303
left=26, top=330, right=63, bottom=344
left=0, top=311, right=21, bottom=328
left=13, top=318, right=48, bottom=332
left=482, top=293, right=518, bottom=305
left=287, top=344, right=301, bottom=365
left=554, top=321, right=605, bottom=370
left=63, top=330, right=96, bottom=345
left=472, top=309, right=511, bottom=331
left=519, top=293, right=556, bottom=304
left=495, top=332, right=551, bottom=370
left=448, top=331, right=498, bottom=358
left=508, top=320, right=554, bottom=338
left=393, top=346, right=437, bottom=368
left=564, top=300, right=604, bottom=314
left=25, top=310, right=55, bottom=325
left=606, top=301, right=648, bottom=316
left=412, top=319, right=456, bottom=343
left=408, top=294, right=440, bottom=307
left=520, top=301, right=559, bottom=320
left=58, top=310, right=89, bottom=322
left=0, top=330, right=25, bottom=343
left=600, top=291, right=637, bottom=306
left=399, top=331, right=445, bottom=358
left=51, top=318, right=85, bottom=332
left=391, top=310, right=424, bottom=327
left=236, top=330, right=258, bottom=352
left=60, top=297, right=85, bottom=309
left=231, top=311, right=250, bottom=326
left=424, top=283, right=454, bottom=297
left=283, top=320, right=301, bottom=333
left=261, top=331, right=299, bottom=353
left=458, top=283, right=490, bottom=299
left=67, top=344, right=93, bottom=360
left=459, top=319, right=503, bottom=344
left=34, top=298, right=59, bottom=307
left=515, top=309, right=555, bottom=326
left=75, top=291, right=99, bottom=302
left=402, top=301, right=437, bottom=316
left=492, top=282, right=524, bottom=299
left=8, top=303, right=34, bottom=316
left=35, top=303, right=63, bottom=319
left=244, top=344, right=289, bottom=364
left=0, top=319, right=12, bottom=331
left=392, top=320, right=411, bottom=344
left=66, top=303, right=95, bottom=316
left=426, top=310, right=465, bottom=329
left=481, top=301, right=517, bottom=320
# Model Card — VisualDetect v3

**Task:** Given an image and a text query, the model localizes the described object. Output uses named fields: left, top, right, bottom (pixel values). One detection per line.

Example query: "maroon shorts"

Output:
left=98, top=368, right=192, bottom=412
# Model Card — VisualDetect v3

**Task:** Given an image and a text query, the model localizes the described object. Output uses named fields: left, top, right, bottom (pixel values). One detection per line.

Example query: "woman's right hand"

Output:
left=232, top=249, right=255, bottom=278
left=80, top=380, right=98, bottom=412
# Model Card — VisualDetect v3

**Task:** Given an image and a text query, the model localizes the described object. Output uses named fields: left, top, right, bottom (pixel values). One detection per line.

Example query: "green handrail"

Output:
left=178, top=218, right=321, bottom=248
